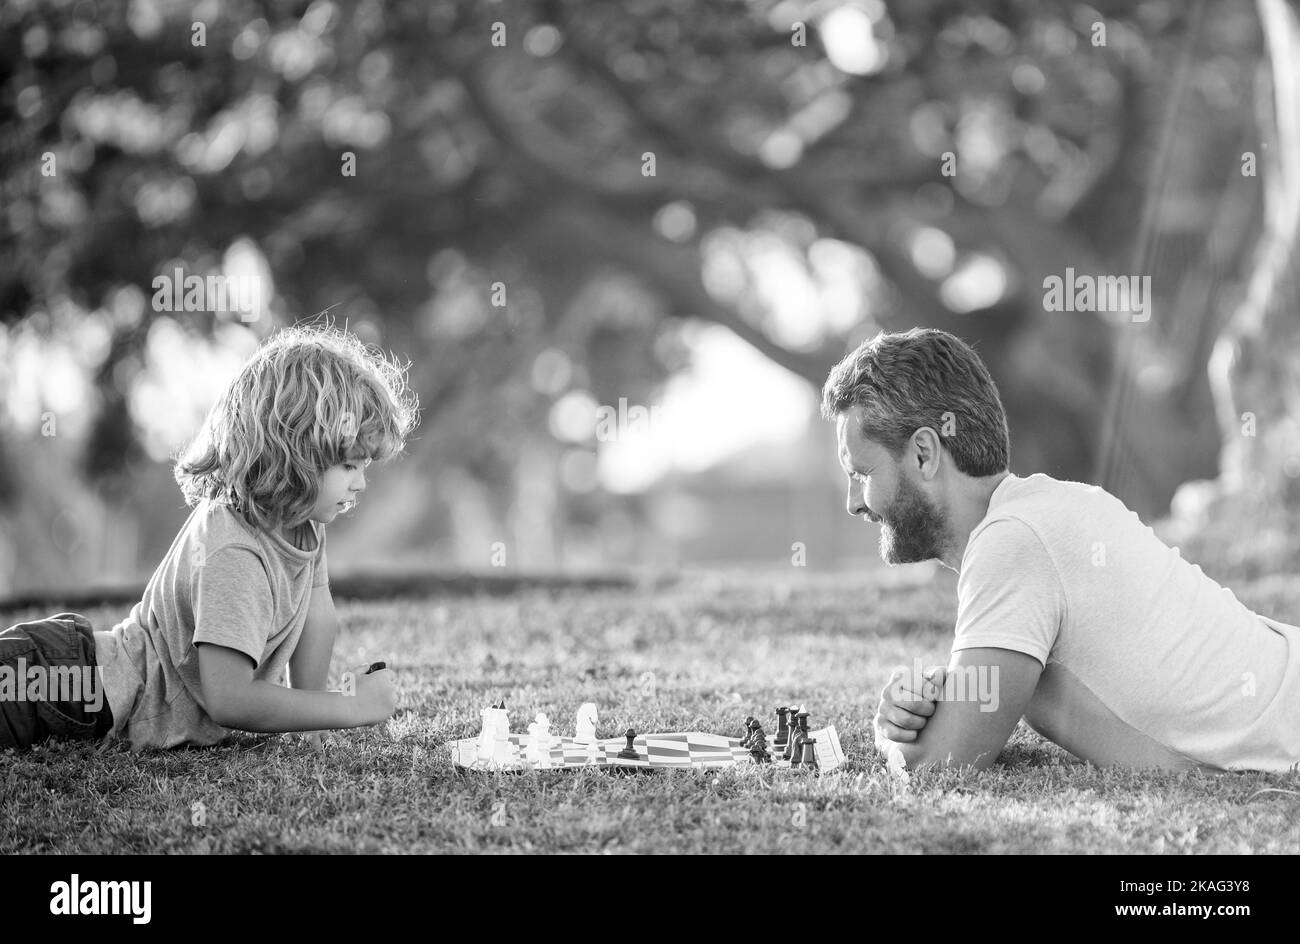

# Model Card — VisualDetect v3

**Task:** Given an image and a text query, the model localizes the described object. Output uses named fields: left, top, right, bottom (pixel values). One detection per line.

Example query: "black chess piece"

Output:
left=748, top=719, right=771, bottom=764
left=774, top=706, right=790, bottom=749
left=742, top=716, right=757, bottom=747
left=617, top=728, right=639, bottom=760
left=788, top=731, right=804, bottom=766
left=799, top=736, right=818, bottom=770
left=783, top=711, right=803, bottom=761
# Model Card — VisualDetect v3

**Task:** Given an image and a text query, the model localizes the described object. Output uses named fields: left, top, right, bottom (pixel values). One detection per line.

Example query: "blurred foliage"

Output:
left=0, top=0, right=1284, bottom=584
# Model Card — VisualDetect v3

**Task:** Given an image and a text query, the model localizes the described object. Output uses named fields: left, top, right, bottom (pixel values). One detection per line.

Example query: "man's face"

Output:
left=836, top=409, right=948, bottom=565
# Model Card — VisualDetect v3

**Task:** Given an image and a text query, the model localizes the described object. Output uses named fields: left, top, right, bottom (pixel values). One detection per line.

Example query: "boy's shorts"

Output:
left=0, top=612, right=115, bottom=750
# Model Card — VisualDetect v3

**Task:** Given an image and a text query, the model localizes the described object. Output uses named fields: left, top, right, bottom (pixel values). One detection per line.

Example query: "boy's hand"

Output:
left=344, top=664, right=398, bottom=725
left=874, top=664, right=946, bottom=748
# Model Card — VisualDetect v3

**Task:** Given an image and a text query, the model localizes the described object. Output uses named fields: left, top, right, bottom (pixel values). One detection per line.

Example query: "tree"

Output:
left=1176, top=0, right=1300, bottom=578
left=0, top=0, right=1277, bottom=585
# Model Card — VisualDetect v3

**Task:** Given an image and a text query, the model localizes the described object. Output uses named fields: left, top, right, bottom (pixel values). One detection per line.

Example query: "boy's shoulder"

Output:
left=185, top=499, right=267, bottom=555
left=185, top=498, right=325, bottom=562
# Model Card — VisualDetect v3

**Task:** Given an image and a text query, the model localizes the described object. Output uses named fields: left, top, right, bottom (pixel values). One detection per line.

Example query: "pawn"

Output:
left=525, top=718, right=544, bottom=765
left=617, top=728, right=639, bottom=760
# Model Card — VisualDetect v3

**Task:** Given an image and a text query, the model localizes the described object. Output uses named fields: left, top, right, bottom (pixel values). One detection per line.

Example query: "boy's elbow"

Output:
left=204, top=698, right=237, bottom=729
left=200, top=682, right=246, bottom=728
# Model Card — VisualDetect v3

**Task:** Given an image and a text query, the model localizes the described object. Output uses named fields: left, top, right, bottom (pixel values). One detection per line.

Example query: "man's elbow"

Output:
left=887, top=738, right=998, bottom=774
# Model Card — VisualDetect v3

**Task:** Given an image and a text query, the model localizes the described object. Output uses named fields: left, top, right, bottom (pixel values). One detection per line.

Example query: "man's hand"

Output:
left=882, top=648, right=1044, bottom=774
left=874, top=664, right=947, bottom=749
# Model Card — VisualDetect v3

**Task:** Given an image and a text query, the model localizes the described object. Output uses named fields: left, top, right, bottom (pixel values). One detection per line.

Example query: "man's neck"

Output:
left=940, top=470, right=1011, bottom=571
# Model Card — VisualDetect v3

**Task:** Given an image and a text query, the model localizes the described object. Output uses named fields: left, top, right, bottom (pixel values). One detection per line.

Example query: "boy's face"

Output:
left=309, top=457, right=370, bottom=523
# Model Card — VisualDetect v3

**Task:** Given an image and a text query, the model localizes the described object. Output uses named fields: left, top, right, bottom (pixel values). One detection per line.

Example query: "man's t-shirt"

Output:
left=94, top=499, right=328, bottom=749
left=952, top=472, right=1300, bottom=772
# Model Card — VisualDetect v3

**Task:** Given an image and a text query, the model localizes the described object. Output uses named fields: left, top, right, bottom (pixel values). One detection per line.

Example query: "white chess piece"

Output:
left=525, top=718, right=544, bottom=766
left=533, top=713, right=552, bottom=768
left=575, top=703, right=598, bottom=742
left=475, top=707, right=496, bottom=766
left=490, top=707, right=514, bottom=767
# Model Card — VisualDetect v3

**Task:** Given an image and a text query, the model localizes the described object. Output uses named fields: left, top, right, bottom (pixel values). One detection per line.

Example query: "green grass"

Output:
left=3, top=569, right=1299, bottom=854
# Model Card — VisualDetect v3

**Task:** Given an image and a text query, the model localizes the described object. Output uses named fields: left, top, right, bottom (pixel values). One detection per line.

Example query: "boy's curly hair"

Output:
left=175, top=323, right=419, bottom=530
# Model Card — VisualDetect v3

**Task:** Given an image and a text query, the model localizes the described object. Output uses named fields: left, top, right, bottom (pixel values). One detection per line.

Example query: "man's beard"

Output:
left=878, top=473, right=948, bottom=565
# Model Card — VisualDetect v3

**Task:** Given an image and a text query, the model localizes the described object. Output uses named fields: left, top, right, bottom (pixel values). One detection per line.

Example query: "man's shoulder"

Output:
left=981, top=473, right=1123, bottom=534
left=964, top=473, right=1126, bottom=569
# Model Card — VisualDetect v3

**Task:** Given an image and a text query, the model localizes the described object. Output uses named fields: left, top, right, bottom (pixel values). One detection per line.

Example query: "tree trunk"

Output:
left=1176, top=0, right=1300, bottom=579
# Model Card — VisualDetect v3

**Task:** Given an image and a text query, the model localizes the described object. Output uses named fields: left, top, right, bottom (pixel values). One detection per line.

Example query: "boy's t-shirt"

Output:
left=953, top=473, right=1300, bottom=772
left=94, top=499, right=328, bottom=749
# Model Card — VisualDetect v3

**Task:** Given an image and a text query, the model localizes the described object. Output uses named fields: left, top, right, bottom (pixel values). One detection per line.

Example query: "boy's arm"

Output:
left=288, top=585, right=341, bottom=748
left=884, top=647, right=1042, bottom=774
left=198, top=642, right=395, bottom=733
left=289, top=585, right=339, bottom=692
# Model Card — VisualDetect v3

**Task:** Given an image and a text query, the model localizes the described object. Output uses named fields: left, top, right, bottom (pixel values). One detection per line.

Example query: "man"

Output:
left=823, top=327, right=1300, bottom=773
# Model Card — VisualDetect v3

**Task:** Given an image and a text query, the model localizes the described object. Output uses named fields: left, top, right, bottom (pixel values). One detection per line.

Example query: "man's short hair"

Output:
left=820, top=327, right=1010, bottom=476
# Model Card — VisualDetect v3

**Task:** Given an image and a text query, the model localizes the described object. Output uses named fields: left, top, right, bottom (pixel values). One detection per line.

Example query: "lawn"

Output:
left=2, top=568, right=1299, bottom=854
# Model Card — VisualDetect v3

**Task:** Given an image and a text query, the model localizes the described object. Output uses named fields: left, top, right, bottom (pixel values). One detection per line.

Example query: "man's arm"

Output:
left=885, top=647, right=1042, bottom=773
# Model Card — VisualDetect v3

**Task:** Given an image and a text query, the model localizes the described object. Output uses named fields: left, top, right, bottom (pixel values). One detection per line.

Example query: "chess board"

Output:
left=447, top=726, right=845, bottom=772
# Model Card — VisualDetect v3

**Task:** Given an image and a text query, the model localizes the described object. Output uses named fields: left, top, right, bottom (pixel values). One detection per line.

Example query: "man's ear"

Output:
left=911, top=427, right=943, bottom=479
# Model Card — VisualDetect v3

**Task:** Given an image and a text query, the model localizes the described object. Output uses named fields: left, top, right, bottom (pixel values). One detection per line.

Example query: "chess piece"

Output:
left=748, top=719, right=771, bottom=764
left=617, top=728, right=639, bottom=760
left=782, top=712, right=800, bottom=761
left=774, top=706, right=791, bottom=749
left=533, top=713, right=552, bottom=768
left=476, top=706, right=496, bottom=766
left=525, top=716, right=545, bottom=766
left=799, top=736, right=818, bottom=770
left=788, top=731, right=803, bottom=766
left=741, top=716, right=757, bottom=748
left=575, top=703, right=599, bottom=742
left=585, top=737, right=603, bottom=766
left=786, top=709, right=807, bottom=764
left=490, top=704, right=513, bottom=766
